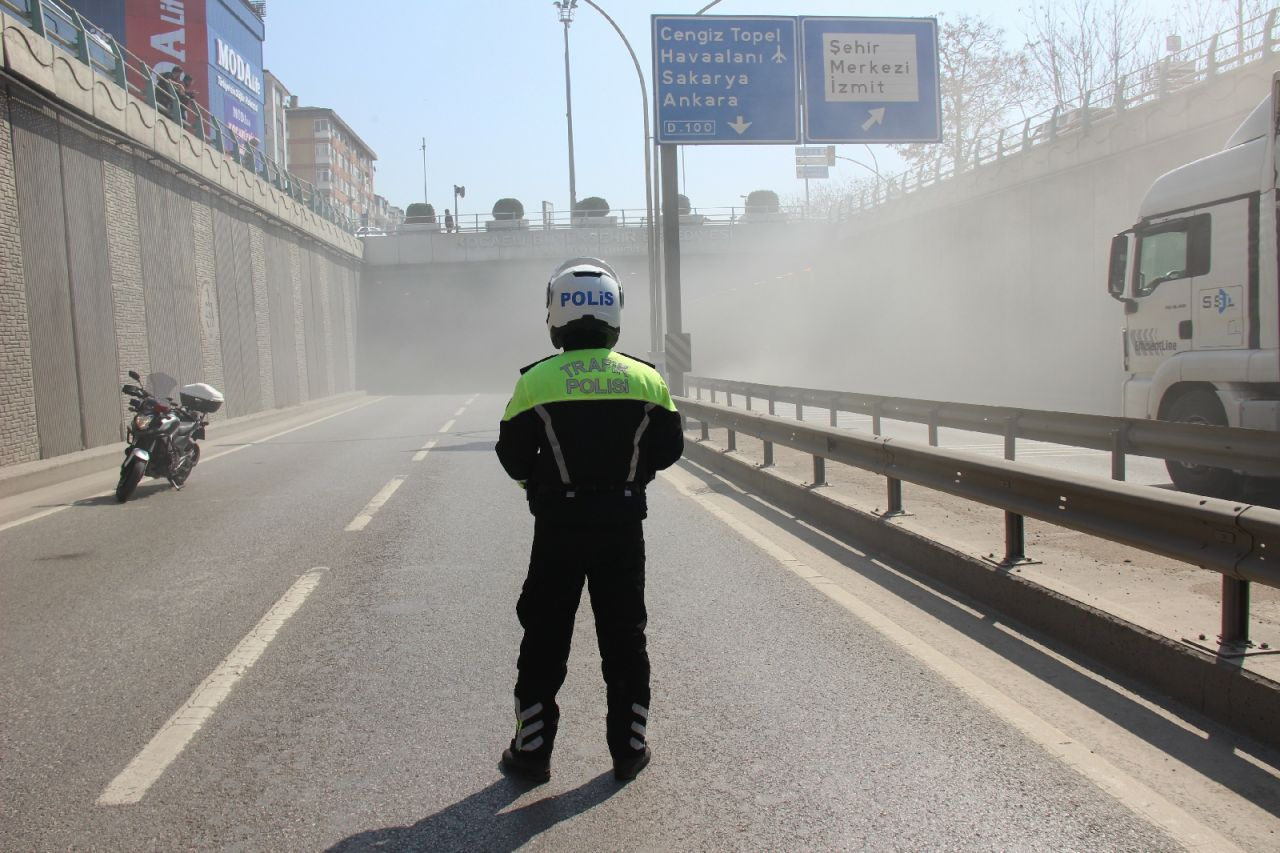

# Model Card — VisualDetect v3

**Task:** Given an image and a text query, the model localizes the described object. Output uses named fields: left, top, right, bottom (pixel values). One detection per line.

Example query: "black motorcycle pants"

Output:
left=514, top=517, right=650, bottom=760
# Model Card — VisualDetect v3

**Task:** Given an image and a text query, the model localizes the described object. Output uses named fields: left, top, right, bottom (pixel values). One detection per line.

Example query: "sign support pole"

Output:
left=660, top=142, right=684, bottom=395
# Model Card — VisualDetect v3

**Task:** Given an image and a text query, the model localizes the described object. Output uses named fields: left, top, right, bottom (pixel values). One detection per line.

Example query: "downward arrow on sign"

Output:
left=728, top=116, right=752, bottom=134
left=861, top=108, right=886, bottom=131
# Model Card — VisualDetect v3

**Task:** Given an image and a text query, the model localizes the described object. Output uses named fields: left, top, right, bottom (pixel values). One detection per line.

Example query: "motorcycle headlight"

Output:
left=133, top=413, right=155, bottom=430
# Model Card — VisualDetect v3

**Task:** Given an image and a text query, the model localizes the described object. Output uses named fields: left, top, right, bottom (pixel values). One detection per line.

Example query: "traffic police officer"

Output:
left=496, top=257, right=683, bottom=783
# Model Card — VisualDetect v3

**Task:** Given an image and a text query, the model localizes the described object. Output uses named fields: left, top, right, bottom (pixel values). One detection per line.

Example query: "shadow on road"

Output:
left=70, top=481, right=171, bottom=507
left=413, top=441, right=495, bottom=454
left=326, top=771, right=620, bottom=852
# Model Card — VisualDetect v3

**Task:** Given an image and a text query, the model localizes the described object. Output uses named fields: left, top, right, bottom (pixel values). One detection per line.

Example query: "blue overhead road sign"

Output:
left=653, top=16, right=800, bottom=145
left=800, top=17, right=940, bottom=144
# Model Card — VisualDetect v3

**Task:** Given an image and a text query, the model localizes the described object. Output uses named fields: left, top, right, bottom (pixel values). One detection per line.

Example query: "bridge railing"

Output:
left=0, top=0, right=356, bottom=232
left=677, top=389, right=1280, bottom=653
left=381, top=204, right=826, bottom=235
left=684, top=375, right=1280, bottom=480
left=833, top=10, right=1280, bottom=218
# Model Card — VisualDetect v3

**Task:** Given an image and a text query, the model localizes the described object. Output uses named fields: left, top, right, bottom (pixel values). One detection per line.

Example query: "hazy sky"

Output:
left=263, top=1, right=1178, bottom=218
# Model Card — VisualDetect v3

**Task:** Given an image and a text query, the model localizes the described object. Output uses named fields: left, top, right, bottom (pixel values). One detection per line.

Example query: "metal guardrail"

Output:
left=0, top=0, right=355, bottom=232
left=832, top=10, right=1280, bottom=219
left=678, top=382, right=1280, bottom=652
left=685, top=376, right=1280, bottom=479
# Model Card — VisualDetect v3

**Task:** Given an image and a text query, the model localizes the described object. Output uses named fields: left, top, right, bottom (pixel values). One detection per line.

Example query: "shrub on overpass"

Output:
left=574, top=196, right=611, bottom=217
left=405, top=203, right=436, bottom=224
left=493, top=198, right=525, bottom=221
left=746, top=190, right=779, bottom=213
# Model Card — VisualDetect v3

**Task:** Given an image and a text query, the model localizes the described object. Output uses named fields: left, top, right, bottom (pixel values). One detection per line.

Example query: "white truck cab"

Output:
left=1107, top=71, right=1280, bottom=493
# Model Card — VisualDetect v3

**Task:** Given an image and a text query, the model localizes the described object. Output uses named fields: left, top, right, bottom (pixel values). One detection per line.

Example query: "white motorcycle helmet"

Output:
left=545, top=257, right=624, bottom=349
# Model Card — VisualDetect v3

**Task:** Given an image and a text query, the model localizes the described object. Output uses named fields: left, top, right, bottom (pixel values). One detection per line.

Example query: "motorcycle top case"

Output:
left=179, top=382, right=224, bottom=413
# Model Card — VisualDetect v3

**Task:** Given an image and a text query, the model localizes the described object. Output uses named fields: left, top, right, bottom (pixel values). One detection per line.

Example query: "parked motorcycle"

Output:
left=116, top=370, right=224, bottom=503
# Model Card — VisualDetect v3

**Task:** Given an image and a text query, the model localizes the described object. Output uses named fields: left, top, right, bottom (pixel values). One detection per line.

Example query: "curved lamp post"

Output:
left=553, top=0, right=579, bottom=215
left=580, top=0, right=662, bottom=357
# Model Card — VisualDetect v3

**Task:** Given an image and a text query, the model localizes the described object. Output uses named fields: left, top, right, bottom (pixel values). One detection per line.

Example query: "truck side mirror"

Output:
left=1107, top=234, right=1130, bottom=299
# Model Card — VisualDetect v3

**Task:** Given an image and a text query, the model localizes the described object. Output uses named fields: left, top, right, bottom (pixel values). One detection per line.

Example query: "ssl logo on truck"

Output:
left=1201, top=288, right=1235, bottom=314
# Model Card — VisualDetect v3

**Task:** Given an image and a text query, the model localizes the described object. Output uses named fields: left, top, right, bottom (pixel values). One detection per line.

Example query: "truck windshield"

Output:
left=1136, top=229, right=1188, bottom=296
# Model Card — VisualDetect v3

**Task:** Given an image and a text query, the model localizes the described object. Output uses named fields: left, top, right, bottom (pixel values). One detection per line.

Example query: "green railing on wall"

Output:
left=0, top=0, right=356, bottom=232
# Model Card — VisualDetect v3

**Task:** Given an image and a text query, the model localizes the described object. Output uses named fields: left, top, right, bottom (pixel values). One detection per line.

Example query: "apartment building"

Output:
left=370, top=195, right=404, bottom=230
left=263, top=71, right=292, bottom=170
left=286, top=106, right=377, bottom=226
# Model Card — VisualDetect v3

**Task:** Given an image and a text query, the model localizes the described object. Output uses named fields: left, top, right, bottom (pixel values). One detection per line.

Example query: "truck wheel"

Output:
left=1162, top=390, right=1240, bottom=497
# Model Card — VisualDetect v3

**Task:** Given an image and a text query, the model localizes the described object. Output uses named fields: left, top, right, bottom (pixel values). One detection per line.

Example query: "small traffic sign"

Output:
left=794, top=145, right=835, bottom=165
left=799, top=17, right=940, bottom=143
left=653, top=15, right=800, bottom=144
left=796, top=165, right=829, bottom=179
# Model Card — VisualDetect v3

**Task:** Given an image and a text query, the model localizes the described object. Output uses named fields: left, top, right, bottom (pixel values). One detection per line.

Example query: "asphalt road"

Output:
left=2, top=394, right=1275, bottom=850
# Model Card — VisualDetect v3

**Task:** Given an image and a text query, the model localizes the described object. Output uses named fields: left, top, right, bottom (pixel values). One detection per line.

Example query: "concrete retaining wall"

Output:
left=0, top=76, right=361, bottom=466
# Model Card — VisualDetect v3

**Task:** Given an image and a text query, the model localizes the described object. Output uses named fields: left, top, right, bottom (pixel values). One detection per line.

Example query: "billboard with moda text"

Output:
left=205, top=0, right=265, bottom=145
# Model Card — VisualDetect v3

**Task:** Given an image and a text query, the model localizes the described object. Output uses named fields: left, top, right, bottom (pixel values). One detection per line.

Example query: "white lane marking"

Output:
left=466, top=394, right=479, bottom=405
left=454, top=407, right=466, bottom=417
left=345, top=477, right=405, bottom=532
left=0, top=399, right=386, bottom=534
left=439, top=419, right=456, bottom=434
left=97, top=567, right=328, bottom=806
left=662, top=468, right=1243, bottom=853
left=0, top=505, right=79, bottom=533
left=412, top=439, right=438, bottom=463
left=203, top=397, right=385, bottom=463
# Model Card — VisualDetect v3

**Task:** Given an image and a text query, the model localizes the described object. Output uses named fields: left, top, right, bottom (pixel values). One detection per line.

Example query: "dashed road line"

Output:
left=345, top=477, right=405, bottom=532
left=439, top=419, right=456, bottom=434
left=96, top=568, right=328, bottom=806
left=412, top=439, right=438, bottom=463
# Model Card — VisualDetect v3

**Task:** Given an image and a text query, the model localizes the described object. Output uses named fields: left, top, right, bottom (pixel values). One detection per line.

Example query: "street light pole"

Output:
left=554, top=1, right=579, bottom=215
left=580, top=0, right=662, bottom=357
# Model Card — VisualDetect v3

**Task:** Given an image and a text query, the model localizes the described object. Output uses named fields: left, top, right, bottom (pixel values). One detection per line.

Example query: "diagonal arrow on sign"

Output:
left=861, top=108, right=886, bottom=131
left=728, top=116, right=753, bottom=134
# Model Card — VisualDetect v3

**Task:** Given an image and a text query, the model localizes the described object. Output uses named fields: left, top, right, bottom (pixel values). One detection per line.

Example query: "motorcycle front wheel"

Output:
left=115, top=458, right=145, bottom=503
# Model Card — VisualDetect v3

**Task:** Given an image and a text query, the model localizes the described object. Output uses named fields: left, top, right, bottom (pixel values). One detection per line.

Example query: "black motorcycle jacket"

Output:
left=496, top=348, right=684, bottom=522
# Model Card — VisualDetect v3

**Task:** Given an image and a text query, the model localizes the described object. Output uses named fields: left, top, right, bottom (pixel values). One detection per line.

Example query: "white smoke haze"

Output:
left=359, top=70, right=1259, bottom=415
left=680, top=80, right=1262, bottom=415
left=359, top=257, right=657, bottom=394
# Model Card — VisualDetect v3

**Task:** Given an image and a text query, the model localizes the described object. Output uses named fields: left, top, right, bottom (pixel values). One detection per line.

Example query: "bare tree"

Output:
left=1021, top=0, right=1159, bottom=110
left=893, top=13, right=1032, bottom=172
left=1160, top=0, right=1273, bottom=53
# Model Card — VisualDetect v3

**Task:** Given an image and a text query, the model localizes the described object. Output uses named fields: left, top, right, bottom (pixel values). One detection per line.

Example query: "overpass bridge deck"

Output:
left=1, top=394, right=1277, bottom=849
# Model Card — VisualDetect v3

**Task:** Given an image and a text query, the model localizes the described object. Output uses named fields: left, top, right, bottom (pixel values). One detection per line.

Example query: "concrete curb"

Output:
left=683, top=440, right=1280, bottom=752
left=0, top=392, right=369, bottom=500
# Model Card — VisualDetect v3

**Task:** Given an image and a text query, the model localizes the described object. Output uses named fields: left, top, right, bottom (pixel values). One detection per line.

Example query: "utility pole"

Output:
left=420, top=137, right=428, bottom=206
